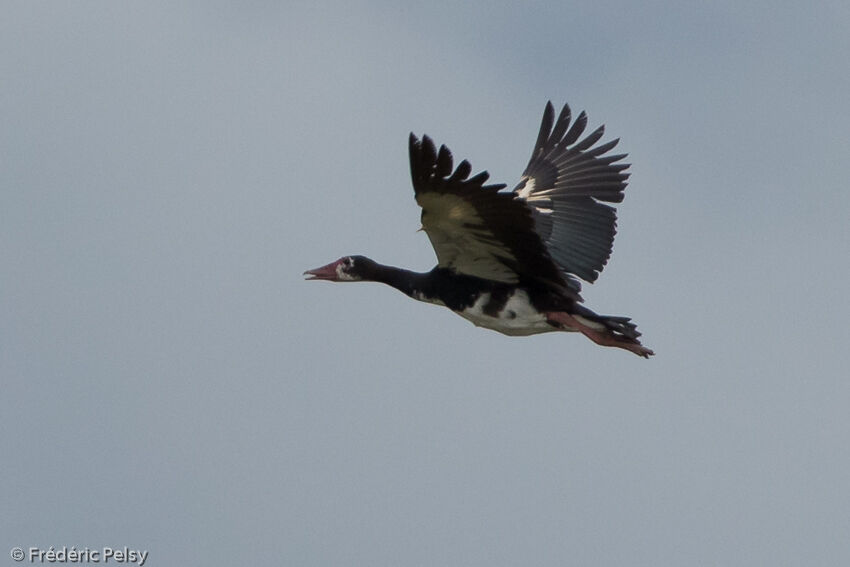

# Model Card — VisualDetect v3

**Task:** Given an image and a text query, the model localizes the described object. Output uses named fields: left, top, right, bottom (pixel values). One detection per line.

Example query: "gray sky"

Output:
left=2, top=2, right=849, bottom=565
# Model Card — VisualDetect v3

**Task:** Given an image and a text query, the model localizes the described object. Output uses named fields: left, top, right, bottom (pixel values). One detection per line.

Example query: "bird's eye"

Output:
left=342, top=257, right=353, bottom=268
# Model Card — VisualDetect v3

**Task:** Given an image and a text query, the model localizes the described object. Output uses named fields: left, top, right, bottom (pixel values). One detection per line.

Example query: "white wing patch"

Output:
left=417, top=193, right=518, bottom=282
left=515, top=177, right=536, bottom=199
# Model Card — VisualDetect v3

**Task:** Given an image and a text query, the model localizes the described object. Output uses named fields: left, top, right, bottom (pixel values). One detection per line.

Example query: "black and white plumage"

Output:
left=305, top=102, right=653, bottom=357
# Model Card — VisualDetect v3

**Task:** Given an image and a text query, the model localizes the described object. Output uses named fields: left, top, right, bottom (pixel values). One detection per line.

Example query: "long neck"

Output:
left=367, top=264, right=492, bottom=311
left=367, top=263, right=428, bottom=298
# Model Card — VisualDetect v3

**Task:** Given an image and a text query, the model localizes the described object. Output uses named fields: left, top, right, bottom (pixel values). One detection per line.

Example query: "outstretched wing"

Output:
left=409, top=133, right=567, bottom=292
left=514, top=102, right=630, bottom=287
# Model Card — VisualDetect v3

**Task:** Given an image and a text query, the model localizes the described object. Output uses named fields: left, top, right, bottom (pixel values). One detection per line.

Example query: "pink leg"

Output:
left=546, top=311, right=654, bottom=358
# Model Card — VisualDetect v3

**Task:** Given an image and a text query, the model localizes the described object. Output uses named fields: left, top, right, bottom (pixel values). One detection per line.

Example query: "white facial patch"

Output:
left=336, top=259, right=358, bottom=281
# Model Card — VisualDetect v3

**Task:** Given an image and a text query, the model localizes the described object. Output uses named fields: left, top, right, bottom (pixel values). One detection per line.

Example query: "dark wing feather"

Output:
left=409, top=133, right=569, bottom=294
left=514, top=102, right=630, bottom=287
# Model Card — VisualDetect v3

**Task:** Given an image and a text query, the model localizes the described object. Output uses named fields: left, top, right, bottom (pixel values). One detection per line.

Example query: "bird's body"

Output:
left=305, top=102, right=654, bottom=357
left=449, top=288, right=553, bottom=337
left=405, top=268, right=555, bottom=336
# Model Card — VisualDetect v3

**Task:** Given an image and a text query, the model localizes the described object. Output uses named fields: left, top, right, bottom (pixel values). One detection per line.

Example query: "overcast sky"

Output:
left=2, top=2, right=849, bottom=566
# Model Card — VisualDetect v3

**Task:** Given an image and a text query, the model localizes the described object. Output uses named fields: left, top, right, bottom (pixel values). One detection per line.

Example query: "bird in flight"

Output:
left=305, top=102, right=653, bottom=357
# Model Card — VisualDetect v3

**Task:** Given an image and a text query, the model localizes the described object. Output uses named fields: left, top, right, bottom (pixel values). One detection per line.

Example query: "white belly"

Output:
left=455, top=290, right=558, bottom=336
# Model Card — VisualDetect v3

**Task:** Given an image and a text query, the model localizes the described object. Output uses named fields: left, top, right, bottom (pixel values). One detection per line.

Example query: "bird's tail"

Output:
left=570, top=304, right=654, bottom=357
